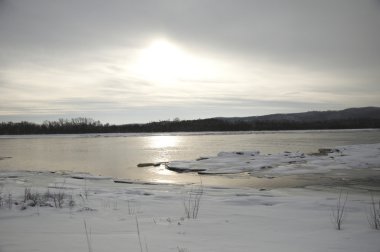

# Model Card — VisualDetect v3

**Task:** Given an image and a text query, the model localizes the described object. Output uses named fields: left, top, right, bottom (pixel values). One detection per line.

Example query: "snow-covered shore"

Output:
left=1, top=143, right=380, bottom=251
left=0, top=169, right=379, bottom=252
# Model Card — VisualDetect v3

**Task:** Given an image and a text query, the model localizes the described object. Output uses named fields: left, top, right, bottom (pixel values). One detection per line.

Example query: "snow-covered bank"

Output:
left=167, top=143, right=380, bottom=175
left=0, top=171, right=379, bottom=252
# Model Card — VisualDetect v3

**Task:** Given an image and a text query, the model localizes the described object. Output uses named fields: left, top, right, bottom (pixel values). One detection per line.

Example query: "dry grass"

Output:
left=20, top=187, right=72, bottom=209
left=367, top=193, right=380, bottom=230
left=331, top=190, right=348, bottom=230
left=183, top=183, right=203, bottom=219
left=177, top=247, right=190, bottom=252
left=83, top=220, right=93, bottom=252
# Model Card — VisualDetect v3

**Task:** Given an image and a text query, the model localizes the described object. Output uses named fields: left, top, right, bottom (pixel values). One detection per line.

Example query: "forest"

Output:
left=0, top=117, right=379, bottom=135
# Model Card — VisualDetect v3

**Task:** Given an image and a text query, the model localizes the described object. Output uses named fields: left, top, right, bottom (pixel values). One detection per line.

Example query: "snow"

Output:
left=167, top=143, right=380, bottom=175
left=0, top=170, right=379, bottom=252
left=1, top=143, right=379, bottom=251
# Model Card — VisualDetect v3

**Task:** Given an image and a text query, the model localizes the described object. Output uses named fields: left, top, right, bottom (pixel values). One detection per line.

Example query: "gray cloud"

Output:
left=165, top=0, right=380, bottom=73
left=1, top=0, right=379, bottom=71
left=0, top=0, right=379, bottom=123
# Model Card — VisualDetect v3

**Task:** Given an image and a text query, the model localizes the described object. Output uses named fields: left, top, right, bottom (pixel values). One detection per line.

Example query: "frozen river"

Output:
left=1, top=129, right=380, bottom=188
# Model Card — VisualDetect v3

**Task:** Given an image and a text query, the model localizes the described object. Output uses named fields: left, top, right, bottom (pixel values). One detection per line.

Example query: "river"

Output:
left=1, top=129, right=380, bottom=188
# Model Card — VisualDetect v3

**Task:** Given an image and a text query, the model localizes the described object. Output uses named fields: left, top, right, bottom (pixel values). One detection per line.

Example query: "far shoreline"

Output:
left=0, top=128, right=379, bottom=138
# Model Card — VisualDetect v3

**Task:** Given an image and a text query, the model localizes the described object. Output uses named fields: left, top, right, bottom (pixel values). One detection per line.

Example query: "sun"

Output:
left=133, top=39, right=208, bottom=84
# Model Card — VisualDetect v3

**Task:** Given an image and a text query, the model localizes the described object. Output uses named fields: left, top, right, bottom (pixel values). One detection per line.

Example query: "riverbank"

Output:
left=0, top=170, right=379, bottom=252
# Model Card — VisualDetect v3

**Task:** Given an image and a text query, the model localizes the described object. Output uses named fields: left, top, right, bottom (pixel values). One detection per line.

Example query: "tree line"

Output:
left=0, top=117, right=379, bottom=135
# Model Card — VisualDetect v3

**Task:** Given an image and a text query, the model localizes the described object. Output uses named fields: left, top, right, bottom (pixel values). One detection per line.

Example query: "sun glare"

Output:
left=133, top=39, right=213, bottom=84
left=149, top=135, right=179, bottom=149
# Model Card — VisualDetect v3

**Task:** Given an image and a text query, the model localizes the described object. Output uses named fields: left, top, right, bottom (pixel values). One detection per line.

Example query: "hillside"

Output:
left=217, top=107, right=380, bottom=123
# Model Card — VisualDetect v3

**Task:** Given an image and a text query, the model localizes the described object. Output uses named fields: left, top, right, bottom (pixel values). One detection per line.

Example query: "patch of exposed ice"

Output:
left=68, top=172, right=113, bottom=180
left=0, top=172, right=21, bottom=178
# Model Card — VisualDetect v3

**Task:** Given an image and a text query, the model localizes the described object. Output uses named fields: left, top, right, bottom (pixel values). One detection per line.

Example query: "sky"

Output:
left=0, top=0, right=380, bottom=124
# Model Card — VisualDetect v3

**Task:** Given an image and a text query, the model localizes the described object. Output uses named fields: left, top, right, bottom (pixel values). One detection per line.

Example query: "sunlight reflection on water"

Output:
left=148, top=135, right=180, bottom=149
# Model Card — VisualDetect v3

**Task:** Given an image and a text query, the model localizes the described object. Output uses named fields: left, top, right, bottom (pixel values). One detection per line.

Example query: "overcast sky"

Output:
left=1, top=0, right=380, bottom=124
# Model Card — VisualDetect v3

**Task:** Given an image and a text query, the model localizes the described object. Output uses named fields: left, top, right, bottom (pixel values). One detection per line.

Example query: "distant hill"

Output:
left=216, top=107, right=380, bottom=124
left=1, top=107, right=379, bottom=134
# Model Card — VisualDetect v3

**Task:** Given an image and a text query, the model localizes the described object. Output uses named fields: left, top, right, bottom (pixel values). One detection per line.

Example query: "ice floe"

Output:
left=166, top=143, right=380, bottom=175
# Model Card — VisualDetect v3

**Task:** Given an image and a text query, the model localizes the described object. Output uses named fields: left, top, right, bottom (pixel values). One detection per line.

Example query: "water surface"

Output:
left=1, top=129, right=379, bottom=188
